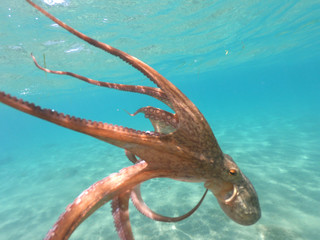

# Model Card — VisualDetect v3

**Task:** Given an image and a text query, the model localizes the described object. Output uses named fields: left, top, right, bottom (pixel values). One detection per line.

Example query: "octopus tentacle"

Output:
left=26, top=0, right=223, bottom=161
left=0, top=92, right=164, bottom=149
left=131, top=185, right=208, bottom=222
left=124, top=151, right=207, bottom=222
left=129, top=106, right=178, bottom=134
left=44, top=161, right=162, bottom=240
left=26, top=0, right=167, bottom=91
left=109, top=151, right=137, bottom=240
left=30, top=54, right=170, bottom=106
left=125, top=150, right=141, bottom=164
left=114, top=147, right=206, bottom=240
left=112, top=190, right=134, bottom=240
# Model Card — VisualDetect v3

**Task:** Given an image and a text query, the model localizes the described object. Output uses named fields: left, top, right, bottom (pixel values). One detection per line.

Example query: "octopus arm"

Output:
left=30, top=54, right=170, bottom=106
left=131, top=185, right=208, bottom=222
left=124, top=151, right=208, bottom=222
left=129, top=106, right=178, bottom=134
left=112, top=190, right=134, bottom=240
left=44, top=161, right=161, bottom=240
left=0, top=92, right=164, bottom=150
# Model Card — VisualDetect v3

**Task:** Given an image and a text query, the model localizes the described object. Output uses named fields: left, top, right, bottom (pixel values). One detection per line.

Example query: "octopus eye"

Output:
left=229, top=169, right=237, bottom=176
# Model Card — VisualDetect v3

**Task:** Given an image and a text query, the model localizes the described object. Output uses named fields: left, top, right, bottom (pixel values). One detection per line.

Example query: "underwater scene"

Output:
left=0, top=0, right=319, bottom=239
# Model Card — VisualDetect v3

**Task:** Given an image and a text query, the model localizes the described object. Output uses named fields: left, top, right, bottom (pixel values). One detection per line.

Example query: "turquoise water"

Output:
left=1, top=0, right=320, bottom=239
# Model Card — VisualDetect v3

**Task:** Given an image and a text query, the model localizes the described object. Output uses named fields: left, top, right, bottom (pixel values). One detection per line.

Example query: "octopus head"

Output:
left=204, top=154, right=261, bottom=225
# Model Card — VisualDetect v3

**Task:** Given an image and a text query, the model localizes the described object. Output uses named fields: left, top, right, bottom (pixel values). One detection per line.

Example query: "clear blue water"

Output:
left=1, top=0, right=319, bottom=239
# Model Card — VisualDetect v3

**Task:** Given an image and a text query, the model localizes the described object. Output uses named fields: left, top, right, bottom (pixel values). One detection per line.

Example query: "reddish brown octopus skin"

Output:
left=111, top=151, right=208, bottom=240
left=0, top=1, right=261, bottom=239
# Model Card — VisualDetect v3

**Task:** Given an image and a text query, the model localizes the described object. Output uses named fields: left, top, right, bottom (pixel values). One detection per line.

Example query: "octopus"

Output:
left=0, top=1, right=261, bottom=239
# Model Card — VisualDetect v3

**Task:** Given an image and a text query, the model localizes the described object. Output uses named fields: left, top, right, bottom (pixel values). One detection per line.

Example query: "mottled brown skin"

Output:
left=124, top=150, right=208, bottom=223
left=0, top=1, right=261, bottom=239
left=111, top=150, right=208, bottom=239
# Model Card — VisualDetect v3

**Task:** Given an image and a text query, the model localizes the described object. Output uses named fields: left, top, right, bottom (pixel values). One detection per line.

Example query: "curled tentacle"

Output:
left=129, top=106, right=178, bottom=134
left=131, top=185, right=208, bottom=222
left=124, top=151, right=208, bottom=222
left=125, top=150, right=140, bottom=164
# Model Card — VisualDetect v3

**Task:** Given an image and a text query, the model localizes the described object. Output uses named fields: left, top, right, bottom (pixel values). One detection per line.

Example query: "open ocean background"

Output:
left=0, top=0, right=319, bottom=239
